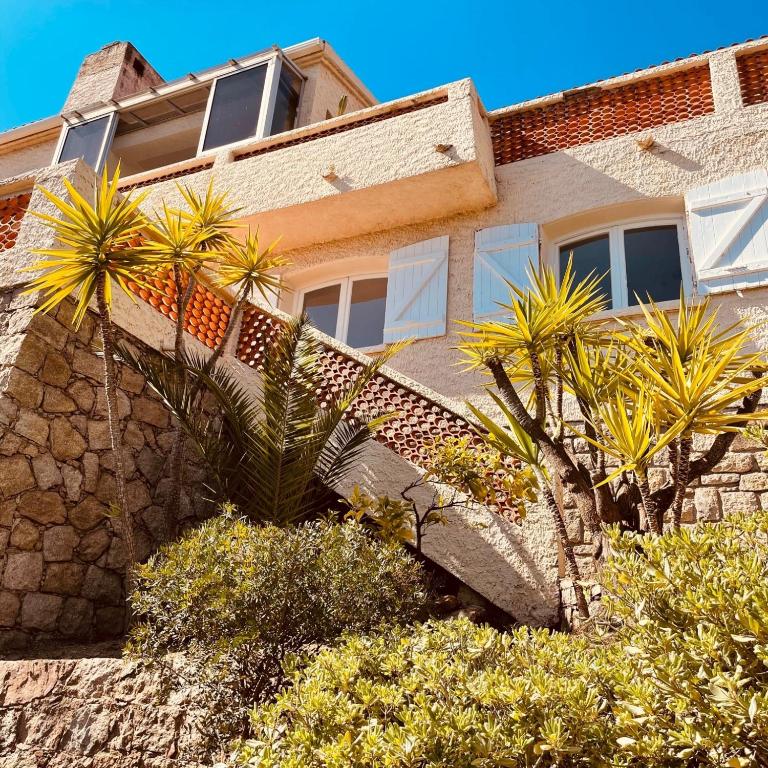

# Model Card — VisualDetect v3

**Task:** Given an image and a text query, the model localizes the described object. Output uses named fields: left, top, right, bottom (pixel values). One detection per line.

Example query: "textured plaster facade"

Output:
left=0, top=36, right=767, bottom=635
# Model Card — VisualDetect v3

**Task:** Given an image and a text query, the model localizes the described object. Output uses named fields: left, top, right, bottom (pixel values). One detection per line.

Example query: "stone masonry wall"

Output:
left=0, top=651, right=206, bottom=767
left=0, top=292, right=209, bottom=649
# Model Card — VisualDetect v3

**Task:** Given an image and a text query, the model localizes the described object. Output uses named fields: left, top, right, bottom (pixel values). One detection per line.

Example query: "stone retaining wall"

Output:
left=0, top=650, right=206, bottom=767
left=0, top=292, right=209, bottom=648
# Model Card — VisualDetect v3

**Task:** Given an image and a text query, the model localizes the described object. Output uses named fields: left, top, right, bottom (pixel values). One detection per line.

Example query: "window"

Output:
left=56, top=115, right=115, bottom=172
left=270, top=64, right=303, bottom=135
left=301, top=276, right=388, bottom=349
left=201, top=64, right=269, bottom=152
left=557, top=221, right=689, bottom=309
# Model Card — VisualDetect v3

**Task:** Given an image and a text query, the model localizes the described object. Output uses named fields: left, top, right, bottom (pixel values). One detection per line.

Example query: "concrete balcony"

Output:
left=121, top=80, right=498, bottom=250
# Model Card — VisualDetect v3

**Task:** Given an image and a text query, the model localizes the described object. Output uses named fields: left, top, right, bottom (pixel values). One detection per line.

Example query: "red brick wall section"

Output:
left=490, top=64, right=715, bottom=165
left=0, top=193, right=31, bottom=251
left=737, top=48, right=768, bottom=106
left=127, top=270, right=231, bottom=349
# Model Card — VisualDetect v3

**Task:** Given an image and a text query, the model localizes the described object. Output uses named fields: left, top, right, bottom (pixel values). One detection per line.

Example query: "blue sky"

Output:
left=0, top=0, right=765, bottom=131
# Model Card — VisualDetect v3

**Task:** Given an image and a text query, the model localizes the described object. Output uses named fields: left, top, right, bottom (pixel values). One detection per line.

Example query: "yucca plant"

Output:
left=119, top=315, right=392, bottom=525
left=141, top=182, right=241, bottom=538
left=468, top=392, right=591, bottom=619
left=460, top=259, right=767, bottom=577
left=23, top=165, right=153, bottom=595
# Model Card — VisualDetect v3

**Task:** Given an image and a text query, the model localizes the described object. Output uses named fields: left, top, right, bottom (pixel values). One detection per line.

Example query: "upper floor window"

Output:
left=556, top=220, right=691, bottom=310
left=53, top=51, right=304, bottom=176
left=300, top=275, right=388, bottom=350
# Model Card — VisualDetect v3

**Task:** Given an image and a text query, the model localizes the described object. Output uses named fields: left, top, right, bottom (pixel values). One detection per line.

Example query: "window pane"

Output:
left=559, top=234, right=612, bottom=307
left=624, top=226, right=683, bottom=305
left=302, top=284, right=341, bottom=338
left=202, top=64, right=267, bottom=151
left=347, top=278, right=387, bottom=348
left=270, top=65, right=302, bottom=135
left=58, top=116, right=111, bottom=169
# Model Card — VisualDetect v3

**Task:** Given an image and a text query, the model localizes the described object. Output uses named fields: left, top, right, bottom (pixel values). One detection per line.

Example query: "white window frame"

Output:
left=197, top=52, right=305, bottom=157
left=53, top=112, right=118, bottom=173
left=551, top=216, right=693, bottom=313
left=296, top=273, right=388, bottom=352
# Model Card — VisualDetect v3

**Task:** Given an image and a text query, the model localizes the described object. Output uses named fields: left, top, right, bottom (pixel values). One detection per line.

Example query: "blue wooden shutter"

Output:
left=383, top=236, right=449, bottom=342
left=473, top=223, right=538, bottom=320
left=685, top=169, right=768, bottom=293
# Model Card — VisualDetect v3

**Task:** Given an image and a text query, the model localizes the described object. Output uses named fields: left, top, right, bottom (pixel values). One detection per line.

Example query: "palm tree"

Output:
left=468, top=392, right=592, bottom=620
left=24, top=166, right=153, bottom=595
left=119, top=315, right=392, bottom=525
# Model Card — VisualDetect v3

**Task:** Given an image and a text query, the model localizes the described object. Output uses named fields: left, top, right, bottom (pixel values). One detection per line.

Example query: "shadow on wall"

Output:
left=337, top=439, right=560, bottom=627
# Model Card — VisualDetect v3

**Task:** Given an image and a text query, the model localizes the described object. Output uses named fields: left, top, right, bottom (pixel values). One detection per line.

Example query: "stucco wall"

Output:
left=0, top=139, right=57, bottom=181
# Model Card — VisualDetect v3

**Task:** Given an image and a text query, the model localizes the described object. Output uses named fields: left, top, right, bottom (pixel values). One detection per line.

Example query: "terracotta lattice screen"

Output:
left=0, top=192, right=31, bottom=251
left=737, top=48, right=768, bottom=106
left=490, top=64, right=715, bottom=165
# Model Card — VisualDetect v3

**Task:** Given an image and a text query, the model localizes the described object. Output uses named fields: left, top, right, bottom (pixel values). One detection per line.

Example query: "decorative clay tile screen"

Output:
left=737, top=48, right=768, bottom=106
left=0, top=193, right=31, bottom=251
left=490, top=65, right=714, bottom=165
left=233, top=96, right=449, bottom=161
left=237, top=306, right=522, bottom=520
left=128, top=270, right=231, bottom=349
left=118, top=161, right=215, bottom=192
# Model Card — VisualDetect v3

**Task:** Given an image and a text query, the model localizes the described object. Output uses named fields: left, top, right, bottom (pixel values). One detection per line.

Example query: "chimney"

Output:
left=62, top=42, right=164, bottom=113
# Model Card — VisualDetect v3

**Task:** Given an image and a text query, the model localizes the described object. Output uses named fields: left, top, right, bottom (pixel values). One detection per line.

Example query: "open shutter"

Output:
left=383, top=236, right=448, bottom=342
left=473, top=223, right=538, bottom=320
left=685, top=169, right=768, bottom=293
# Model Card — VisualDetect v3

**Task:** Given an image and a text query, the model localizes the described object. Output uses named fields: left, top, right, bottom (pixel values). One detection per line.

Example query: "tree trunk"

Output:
left=533, top=466, right=590, bottom=620
left=95, top=273, right=136, bottom=616
left=670, top=435, right=692, bottom=530
left=636, top=471, right=661, bottom=535
left=487, top=357, right=604, bottom=554
left=164, top=265, right=196, bottom=541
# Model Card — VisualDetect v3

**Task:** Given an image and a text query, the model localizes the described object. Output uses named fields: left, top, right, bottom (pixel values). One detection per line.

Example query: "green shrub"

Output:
left=127, top=511, right=428, bottom=745
left=235, top=512, right=768, bottom=767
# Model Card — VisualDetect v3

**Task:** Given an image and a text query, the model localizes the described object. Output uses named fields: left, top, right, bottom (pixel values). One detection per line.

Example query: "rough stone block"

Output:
left=133, top=397, right=169, bottom=429
left=0, top=591, right=21, bottom=627
left=700, top=472, right=741, bottom=486
left=94, top=387, right=132, bottom=419
left=58, top=596, right=94, bottom=637
left=20, top=592, right=63, bottom=631
left=4, top=368, right=43, bottom=409
left=0, top=455, right=35, bottom=497
left=136, top=447, right=162, bottom=484
left=81, top=566, right=123, bottom=605
left=14, top=334, right=47, bottom=375
left=43, top=525, right=79, bottom=562
left=61, top=465, right=83, bottom=502
left=721, top=491, right=760, bottom=516
left=123, top=420, right=146, bottom=450
left=14, top=410, right=49, bottom=446
left=87, top=419, right=112, bottom=451
left=31, top=453, right=63, bottom=490
left=77, top=527, right=111, bottom=562
left=43, top=563, right=86, bottom=595
left=50, top=417, right=87, bottom=461
left=42, top=387, right=77, bottom=414
left=3, top=552, right=43, bottom=591
left=70, top=496, right=109, bottom=531
left=120, top=367, right=145, bottom=395
left=9, top=519, right=41, bottom=551
left=29, top=313, right=69, bottom=349
left=739, top=473, right=768, bottom=492
left=68, top=379, right=96, bottom=413
left=715, top=453, right=758, bottom=473
left=40, top=351, right=71, bottom=388
left=72, top=348, right=104, bottom=383
left=82, top=452, right=99, bottom=492
left=126, top=479, right=152, bottom=514
left=18, top=491, right=66, bottom=525
left=694, top=487, right=722, bottom=521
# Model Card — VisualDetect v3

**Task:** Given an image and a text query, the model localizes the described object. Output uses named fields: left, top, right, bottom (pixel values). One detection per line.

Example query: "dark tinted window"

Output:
left=624, top=225, right=683, bottom=305
left=58, top=116, right=112, bottom=170
left=270, top=66, right=302, bottom=135
left=202, top=64, right=267, bottom=151
left=347, top=278, right=387, bottom=348
left=302, top=284, right=341, bottom=338
left=559, top=233, right=612, bottom=306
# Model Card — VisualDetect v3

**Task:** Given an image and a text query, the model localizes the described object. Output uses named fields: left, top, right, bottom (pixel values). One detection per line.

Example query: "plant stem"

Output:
left=636, top=470, right=661, bottom=535
left=671, top=436, right=692, bottom=530
left=532, top=466, right=590, bottom=620
left=96, top=272, right=136, bottom=618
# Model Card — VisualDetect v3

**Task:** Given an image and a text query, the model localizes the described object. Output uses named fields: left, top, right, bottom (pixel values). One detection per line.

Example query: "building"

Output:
left=1, top=36, right=768, bottom=644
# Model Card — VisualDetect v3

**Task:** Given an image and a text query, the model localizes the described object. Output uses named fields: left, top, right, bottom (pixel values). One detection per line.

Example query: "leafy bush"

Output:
left=235, top=512, right=768, bottom=767
left=127, top=510, right=428, bottom=745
